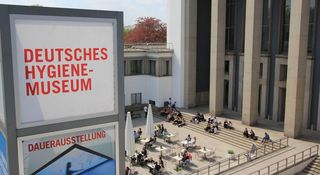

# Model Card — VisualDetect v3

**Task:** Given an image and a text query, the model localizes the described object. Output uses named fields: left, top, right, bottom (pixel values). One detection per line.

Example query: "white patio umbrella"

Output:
left=145, top=104, right=154, bottom=139
left=125, top=112, right=135, bottom=157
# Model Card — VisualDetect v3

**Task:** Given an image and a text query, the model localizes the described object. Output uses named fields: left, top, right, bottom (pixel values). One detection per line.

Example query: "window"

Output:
left=225, top=0, right=236, bottom=51
left=258, top=85, right=262, bottom=114
left=224, top=60, right=230, bottom=75
left=149, top=60, right=156, bottom=75
left=280, top=0, right=291, bottom=53
left=224, top=80, right=229, bottom=107
left=308, top=0, right=316, bottom=54
left=279, top=64, right=287, bottom=81
left=162, top=60, right=170, bottom=76
left=241, top=0, right=246, bottom=53
left=130, top=60, right=143, bottom=75
left=131, top=93, right=142, bottom=105
left=261, top=0, right=271, bottom=52
left=259, top=63, right=263, bottom=78
left=124, top=60, right=127, bottom=75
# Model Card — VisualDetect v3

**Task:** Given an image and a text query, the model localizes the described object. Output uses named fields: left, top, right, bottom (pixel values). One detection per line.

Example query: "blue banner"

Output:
left=0, top=132, right=7, bottom=175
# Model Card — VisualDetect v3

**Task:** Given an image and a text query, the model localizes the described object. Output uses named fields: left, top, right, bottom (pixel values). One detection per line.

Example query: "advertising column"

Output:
left=0, top=6, right=124, bottom=175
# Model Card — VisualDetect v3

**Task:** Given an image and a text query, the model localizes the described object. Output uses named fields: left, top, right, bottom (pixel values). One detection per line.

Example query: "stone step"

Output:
left=307, top=163, right=320, bottom=171
left=302, top=156, right=320, bottom=175
left=303, top=169, right=319, bottom=175
left=184, top=122, right=275, bottom=154
left=184, top=124, right=249, bottom=150
left=182, top=114, right=266, bottom=144
left=305, top=167, right=320, bottom=173
left=183, top=117, right=274, bottom=150
left=185, top=122, right=254, bottom=147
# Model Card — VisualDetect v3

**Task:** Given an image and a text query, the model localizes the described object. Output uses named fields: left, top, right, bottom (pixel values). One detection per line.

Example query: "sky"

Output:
left=0, top=0, right=167, bottom=26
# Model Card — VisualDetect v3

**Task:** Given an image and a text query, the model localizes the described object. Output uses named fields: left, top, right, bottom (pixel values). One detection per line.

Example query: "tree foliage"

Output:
left=124, top=17, right=166, bottom=44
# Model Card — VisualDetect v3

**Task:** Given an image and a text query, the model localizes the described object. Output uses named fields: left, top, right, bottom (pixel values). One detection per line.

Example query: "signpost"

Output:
left=0, top=4, right=124, bottom=175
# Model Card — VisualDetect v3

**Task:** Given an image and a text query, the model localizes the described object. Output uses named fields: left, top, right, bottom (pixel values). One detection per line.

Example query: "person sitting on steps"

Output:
left=261, top=132, right=270, bottom=143
left=243, top=128, right=249, bottom=138
left=250, top=129, right=258, bottom=140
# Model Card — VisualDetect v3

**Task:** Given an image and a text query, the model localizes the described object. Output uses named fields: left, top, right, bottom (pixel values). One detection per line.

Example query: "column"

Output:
left=183, top=0, right=197, bottom=108
left=284, top=0, right=310, bottom=138
left=242, top=0, right=263, bottom=125
left=209, top=0, right=226, bottom=115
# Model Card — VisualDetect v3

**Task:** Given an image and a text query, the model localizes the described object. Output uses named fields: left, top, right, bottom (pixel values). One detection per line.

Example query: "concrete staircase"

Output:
left=180, top=113, right=276, bottom=153
left=301, top=156, right=320, bottom=175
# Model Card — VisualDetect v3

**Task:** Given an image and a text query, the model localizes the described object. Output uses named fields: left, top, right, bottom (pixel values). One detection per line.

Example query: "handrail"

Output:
left=248, top=145, right=319, bottom=175
left=185, top=137, right=289, bottom=175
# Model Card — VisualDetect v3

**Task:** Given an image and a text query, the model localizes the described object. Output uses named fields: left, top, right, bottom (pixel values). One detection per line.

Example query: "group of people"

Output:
left=129, top=146, right=149, bottom=167
left=191, top=112, right=206, bottom=124
left=243, top=128, right=258, bottom=140
left=165, top=111, right=186, bottom=127
left=204, top=116, right=220, bottom=134
left=133, top=128, right=143, bottom=142
left=145, top=137, right=157, bottom=149
left=243, top=128, right=271, bottom=143
left=128, top=148, right=164, bottom=175
left=182, top=134, right=197, bottom=148
left=154, top=124, right=169, bottom=137
left=148, top=156, right=164, bottom=175
left=179, top=149, right=192, bottom=165
left=223, top=120, right=234, bottom=129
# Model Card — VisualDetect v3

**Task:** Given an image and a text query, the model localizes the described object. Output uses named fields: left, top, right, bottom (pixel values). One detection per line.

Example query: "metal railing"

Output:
left=185, top=137, right=289, bottom=175
left=249, top=145, right=319, bottom=175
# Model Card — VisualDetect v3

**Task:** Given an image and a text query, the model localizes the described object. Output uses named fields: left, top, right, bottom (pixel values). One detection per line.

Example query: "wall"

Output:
left=124, top=75, right=172, bottom=107
left=167, top=0, right=185, bottom=108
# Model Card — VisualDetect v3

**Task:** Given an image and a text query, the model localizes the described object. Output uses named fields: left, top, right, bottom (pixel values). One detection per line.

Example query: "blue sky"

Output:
left=0, top=0, right=167, bottom=26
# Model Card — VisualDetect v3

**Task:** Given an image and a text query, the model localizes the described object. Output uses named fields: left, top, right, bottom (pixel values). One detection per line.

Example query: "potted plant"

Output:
left=174, top=165, right=182, bottom=175
left=228, top=150, right=235, bottom=160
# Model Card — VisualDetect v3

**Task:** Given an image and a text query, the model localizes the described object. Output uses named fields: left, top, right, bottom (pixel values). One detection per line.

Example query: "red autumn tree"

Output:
left=125, top=17, right=167, bottom=44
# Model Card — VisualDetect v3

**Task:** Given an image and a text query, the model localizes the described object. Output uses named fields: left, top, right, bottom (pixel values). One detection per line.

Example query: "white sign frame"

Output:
left=9, top=14, right=119, bottom=129
left=17, top=122, right=119, bottom=175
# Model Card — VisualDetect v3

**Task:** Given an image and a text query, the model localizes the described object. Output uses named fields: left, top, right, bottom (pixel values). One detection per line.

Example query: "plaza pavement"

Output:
left=125, top=106, right=319, bottom=175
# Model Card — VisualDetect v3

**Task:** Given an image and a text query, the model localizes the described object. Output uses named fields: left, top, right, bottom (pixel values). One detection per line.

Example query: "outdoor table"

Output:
left=155, top=146, right=167, bottom=156
left=147, top=163, right=155, bottom=169
left=180, top=139, right=194, bottom=148
left=173, top=155, right=183, bottom=162
left=164, top=133, right=175, bottom=142
left=197, top=148, right=212, bottom=159
left=140, top=138, right=150, bottom=144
